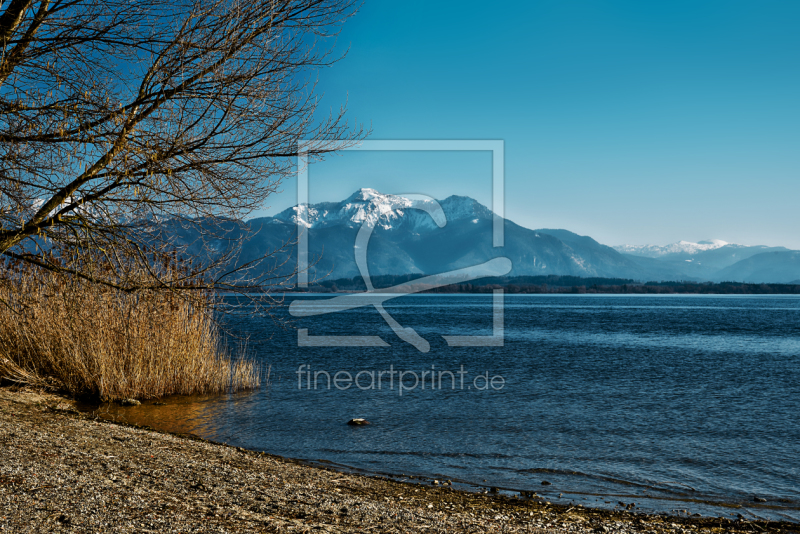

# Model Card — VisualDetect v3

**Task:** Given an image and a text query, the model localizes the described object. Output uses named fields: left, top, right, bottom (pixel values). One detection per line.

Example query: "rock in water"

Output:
left=753, top=497, right=767, bottom=502
left=541, top=480, right=552, bottom=486
left=346, top=418, right=370, bottom=426
left=120, top=399, right=141, bottom=406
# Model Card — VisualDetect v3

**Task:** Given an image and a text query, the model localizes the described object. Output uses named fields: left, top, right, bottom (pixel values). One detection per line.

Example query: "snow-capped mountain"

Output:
left=274, top=188, right=492, bottom=231
left=613, top=239, right=734, bottom=258
left=163, top=189, right=800, bottom=284
left=241, top=189, right=694, bottom=281
left=611, top=239, right=794, bottom=280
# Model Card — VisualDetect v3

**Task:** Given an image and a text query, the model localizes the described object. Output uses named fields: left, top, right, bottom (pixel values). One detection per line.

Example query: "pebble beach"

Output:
left=0, top=387, right=795, bottom=533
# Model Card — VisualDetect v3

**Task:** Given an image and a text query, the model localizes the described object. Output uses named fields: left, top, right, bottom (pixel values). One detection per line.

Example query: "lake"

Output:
left=97, top=294, right=800, bottom=522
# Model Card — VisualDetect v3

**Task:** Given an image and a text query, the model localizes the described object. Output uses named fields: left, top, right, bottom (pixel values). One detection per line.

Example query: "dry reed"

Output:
left=0, top=266, right=260, bottom=401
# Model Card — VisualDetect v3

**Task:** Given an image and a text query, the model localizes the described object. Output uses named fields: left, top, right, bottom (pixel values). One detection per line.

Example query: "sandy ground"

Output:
left=0, top=387, right=795, bottom=533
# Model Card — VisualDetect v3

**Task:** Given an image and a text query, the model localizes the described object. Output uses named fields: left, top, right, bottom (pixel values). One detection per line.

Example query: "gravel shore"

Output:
left=1, top=387, right=795, bottom=533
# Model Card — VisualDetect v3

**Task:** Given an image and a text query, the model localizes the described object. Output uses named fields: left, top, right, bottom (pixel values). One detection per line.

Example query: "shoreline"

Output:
left=2, top=387, right=797, bottom=533
left=72, top=399, right=800, bottom=524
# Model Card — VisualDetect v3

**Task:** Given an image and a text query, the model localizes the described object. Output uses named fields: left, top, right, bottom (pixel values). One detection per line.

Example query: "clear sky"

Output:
left=258, top=0, right=800, bottom=249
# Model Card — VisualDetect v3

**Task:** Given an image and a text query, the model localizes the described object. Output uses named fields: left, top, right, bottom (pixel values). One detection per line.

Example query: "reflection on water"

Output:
left=80, top=392, right=258, bottom=440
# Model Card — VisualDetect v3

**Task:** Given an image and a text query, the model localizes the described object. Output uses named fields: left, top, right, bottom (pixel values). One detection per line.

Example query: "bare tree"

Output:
left=0, top=0, right=361, bottom=293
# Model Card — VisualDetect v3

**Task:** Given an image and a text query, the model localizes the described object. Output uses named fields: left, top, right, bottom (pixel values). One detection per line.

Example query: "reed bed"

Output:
left=0, top=267, right=260, bottom=401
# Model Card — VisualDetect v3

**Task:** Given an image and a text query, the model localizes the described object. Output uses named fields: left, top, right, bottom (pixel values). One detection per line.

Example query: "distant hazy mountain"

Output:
left=712, top=251, right=800, bottom=283
left=162, top=189, right=797, bottom=284
left=613, top=239, right=793, bottom=279
left=614, top=239, right=732, bottom=258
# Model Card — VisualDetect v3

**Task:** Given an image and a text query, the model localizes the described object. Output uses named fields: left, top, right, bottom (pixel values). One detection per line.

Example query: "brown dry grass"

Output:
left=0, top=267, right=259, bottom=401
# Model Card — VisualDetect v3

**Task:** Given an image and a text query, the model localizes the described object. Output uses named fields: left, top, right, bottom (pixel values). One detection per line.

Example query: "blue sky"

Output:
left=259, top=0, right=800, bottom=248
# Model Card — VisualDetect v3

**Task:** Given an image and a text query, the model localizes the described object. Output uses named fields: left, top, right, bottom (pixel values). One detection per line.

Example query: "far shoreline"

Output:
left=270, top=275, right=800, bottom=295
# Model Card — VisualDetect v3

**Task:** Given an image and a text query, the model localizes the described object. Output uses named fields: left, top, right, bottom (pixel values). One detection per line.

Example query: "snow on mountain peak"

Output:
left=613, top=239, right=736, bottom=258
left=275, top=189, right=493, bottom=230
left=699, top=239, right=729, bottom=247
left=344, top=187, right=383, bottom=203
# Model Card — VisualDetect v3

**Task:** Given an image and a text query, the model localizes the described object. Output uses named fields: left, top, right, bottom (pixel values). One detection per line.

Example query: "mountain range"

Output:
left=173, top=189, right=800, bottom=284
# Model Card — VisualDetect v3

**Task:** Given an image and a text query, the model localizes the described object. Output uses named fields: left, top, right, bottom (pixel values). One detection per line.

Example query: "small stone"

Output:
left=346, top=418, right=370, bottom=425
left=753, top=497, right=767, bottom=503
left=432, top=480, right=440, bottom=485
left=541, top=480, right=552, bottom=486
left=489, top=487, right=499, bottom=493
left=120, top=398, right=141, bottom=406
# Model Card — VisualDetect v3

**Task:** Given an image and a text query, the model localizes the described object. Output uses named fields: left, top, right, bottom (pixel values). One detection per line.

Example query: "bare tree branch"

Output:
left=0, top=0, right=364, bottom=315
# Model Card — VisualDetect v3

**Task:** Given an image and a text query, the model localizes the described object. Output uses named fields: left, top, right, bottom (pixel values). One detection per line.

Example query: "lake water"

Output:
left=96, top=294, right=800, bottom=522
